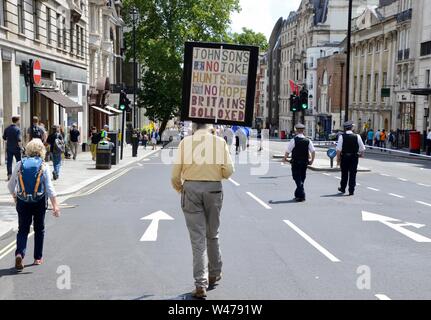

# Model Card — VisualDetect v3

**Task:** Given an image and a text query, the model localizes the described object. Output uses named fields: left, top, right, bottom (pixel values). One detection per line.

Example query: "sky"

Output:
left=230, top=0, right=302, bottom=40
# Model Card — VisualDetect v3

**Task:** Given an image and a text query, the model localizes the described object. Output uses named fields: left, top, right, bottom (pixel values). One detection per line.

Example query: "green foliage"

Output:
left=123, top=0, right=240, bottom=125
left=228, top=27, right=268, bottom=51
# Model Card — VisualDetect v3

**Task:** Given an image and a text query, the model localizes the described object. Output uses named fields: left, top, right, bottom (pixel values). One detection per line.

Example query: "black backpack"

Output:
left=31, top=125, right=43, bottom=140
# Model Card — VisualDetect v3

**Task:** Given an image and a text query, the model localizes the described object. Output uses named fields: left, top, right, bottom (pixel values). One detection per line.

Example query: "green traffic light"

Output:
left=120, top=105, right=125, bottom=110
left=302, top=104, right=308, bottom=109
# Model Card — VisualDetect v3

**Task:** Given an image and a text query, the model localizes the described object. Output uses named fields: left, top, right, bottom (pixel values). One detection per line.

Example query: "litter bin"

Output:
left=409, top=131, right=421, bottom=154
left=108, top=131, right=119, bottom=165
left=96, top=141, right=113, bottom=169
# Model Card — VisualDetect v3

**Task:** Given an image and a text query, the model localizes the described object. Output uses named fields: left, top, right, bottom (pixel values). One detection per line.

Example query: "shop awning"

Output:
left=90, top=105, right=113, bottom=116
left=38, top=90, right=83, bottom=113
left=105, top=106, right=122, bottom=115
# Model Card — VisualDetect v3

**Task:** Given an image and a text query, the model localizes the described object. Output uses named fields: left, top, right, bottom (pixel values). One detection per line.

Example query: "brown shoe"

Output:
left=209, top=274, right=222, bottom=285
left=191, top=287, right=207, bottom=298
left=15, top=255, right=24, bottom=271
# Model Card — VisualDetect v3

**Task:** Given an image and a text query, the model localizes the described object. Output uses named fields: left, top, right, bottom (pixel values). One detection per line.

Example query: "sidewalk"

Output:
left=0, top=145, right=157, bottom=239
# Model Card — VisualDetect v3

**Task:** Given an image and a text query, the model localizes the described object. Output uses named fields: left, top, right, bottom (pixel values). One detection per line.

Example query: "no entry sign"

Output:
left=181, top=42, right=259, bottom=127
left=32, top=60, right=41, bottom=85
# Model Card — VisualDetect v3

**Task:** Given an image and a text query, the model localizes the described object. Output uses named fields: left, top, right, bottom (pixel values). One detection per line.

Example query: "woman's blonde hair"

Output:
left=25, top=138, right=46, bottom=159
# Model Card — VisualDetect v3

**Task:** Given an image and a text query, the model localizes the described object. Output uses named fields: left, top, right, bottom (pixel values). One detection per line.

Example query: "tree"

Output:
left=229, top=27, right=268, bottom=51
left=123, top=0, right=240, bottom=133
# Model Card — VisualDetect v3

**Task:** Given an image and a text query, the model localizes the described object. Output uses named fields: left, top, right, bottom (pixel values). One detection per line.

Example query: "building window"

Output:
left=33, top=0, right=39, bottom=39
left=0, top=0, right=6, bottom=26
left=421, top=41, right=431, bottom=56
left=63, top=17, right=67, bottom=50
left=368, top=44, right=373, bottom=54
left=426, top=70, right=430, bottom=88
left=70, top=21, right=74, bottom=54
left=76, top=24, right=80, bottom=55
left=57, top=13, right=62, bottom=48
left=376, top=41, right=381, bottom=53
left=359, top=76, right=363, bottom=102
left=374, top=73, right=379, bottom=102
left=367, top=75, right=371, bottom=102
left=353, top=76, right=357, bottom=102
left=17, top=0, right=24, bottom=34
left=80, top=26, right=84, bottom=57
left=47, top=7, right=52, bottom=44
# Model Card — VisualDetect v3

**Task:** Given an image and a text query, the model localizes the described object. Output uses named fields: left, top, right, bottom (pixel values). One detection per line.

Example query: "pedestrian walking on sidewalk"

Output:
left=7, top=138, right=60, bottom=271
left=284, top=124, right=316, bottom=202
left=426, top=128, right=431, bottom=156
left=131, top=128, right=139, bottom=157
left=90, top=127, right=100, bottom=161
left=171, top=123, right=234, bottom=299
left=367, top=129, right=374, bottom=147
left=69, top=123, right=81, bottom=160
left=27, top=116, right=47, bottom=143
left=47, top=126, right=65, bottom=180
left=142, top=131, right=149, bottom=150
left=3, top=116, right=23, bottom=181
left=151, top=130, right=158, bottom=150
left=380, top=129, right=387, bottom=152
left=337, top=121, right=366, bottom=196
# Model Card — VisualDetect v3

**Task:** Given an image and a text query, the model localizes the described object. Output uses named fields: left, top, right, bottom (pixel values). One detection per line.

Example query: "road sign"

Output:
left=327, top=149, right=337, bottom=159
left=362, top=211, right=431, bottom=243
left=140, top=210, right=174, bottom=242
left=32, top=60, right=42, bottom=85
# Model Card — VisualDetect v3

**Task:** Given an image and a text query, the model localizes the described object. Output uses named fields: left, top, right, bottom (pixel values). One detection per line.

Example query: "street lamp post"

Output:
left=131, top=8, right=138, bottom=128
left=345, top=0, right=353, bottom=123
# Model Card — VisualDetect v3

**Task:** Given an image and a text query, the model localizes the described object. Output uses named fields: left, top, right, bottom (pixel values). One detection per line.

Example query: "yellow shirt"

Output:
left=171, top=129, right=234, bottom=193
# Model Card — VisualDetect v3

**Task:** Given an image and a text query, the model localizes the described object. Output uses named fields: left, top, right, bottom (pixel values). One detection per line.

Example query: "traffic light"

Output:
left=290, top=94, right=300, bottom=112
left=299, top=89, right=309, bottom=110
left=119, top=90, right=131, bottom=112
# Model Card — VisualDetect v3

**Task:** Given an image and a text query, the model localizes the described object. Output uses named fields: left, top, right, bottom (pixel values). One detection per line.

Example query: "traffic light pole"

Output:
left=120, top=109, right=125, bottom=160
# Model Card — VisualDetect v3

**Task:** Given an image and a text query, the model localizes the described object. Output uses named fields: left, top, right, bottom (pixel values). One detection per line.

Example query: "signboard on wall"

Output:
left=181, top=42, right=259, bottom=127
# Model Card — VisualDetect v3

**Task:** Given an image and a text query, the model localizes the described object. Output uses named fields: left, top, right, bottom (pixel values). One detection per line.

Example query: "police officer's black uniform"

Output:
left=131, top=129, right=139, bottom=157
left=291, top=137, right=311, bottom=201
left=338, top=121, right=364, bottom=196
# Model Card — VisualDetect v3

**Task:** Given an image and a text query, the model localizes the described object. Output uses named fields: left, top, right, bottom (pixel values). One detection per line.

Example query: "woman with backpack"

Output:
left=7, top=138, right=60, bottom=271
left=47, top=125, right=64, bottom=180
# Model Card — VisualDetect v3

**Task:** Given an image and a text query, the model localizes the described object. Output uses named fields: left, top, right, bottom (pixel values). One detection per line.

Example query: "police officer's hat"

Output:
left=295, top=123, right=305, bottom=129
left=343, top=121, right=354, bottom=128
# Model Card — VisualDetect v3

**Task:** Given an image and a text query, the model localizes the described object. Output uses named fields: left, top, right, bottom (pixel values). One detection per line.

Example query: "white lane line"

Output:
left=334, top=177, right=341, bottom=180
left=375, top=294, right=391, bottom=300
left=380, top=173, right=391, bottom=177
left=0, top=232, right=34, bottom=261
left=418, top=183, right=431, bottom=187
left=416, top=201, right=431, bottom=208
left=367, top=187, right=380, bottom=192
left=246, top=192, right=272, bottom=210
left=398, top=178, right=408, bottom=182
left=284, top=220, right=340, bottom=263
left=143, top=158, right=150, bottom=162
left=137, top=163, right=143, bottom=167
left=357, top=183, right=361, bottom=186
left=389, top=193, right=405, bottom=199
left=229, top=178, right=240, bottom=187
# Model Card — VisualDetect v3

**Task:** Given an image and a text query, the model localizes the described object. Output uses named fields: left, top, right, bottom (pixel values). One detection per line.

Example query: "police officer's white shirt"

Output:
left=427, top=131, right=431, bottom=140
left=286, top=134, right=316, bottom=154
left=336, top=131, right=366, bottom=153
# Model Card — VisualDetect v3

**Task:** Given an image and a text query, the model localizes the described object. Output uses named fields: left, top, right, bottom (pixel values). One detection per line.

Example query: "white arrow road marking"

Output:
left=246, top=192, right=272, bottom=209
left=229, top=178, right=240, bottom=186
left=284, top=220, right=340, bottom=262
left=398, top=178, right=408, bottom=182
left=380, top=174, right=391, bottom=177
left=140, top=211, right=174, bottom=242
left=375, top=294, right=391, bottom=300
left=362, top=211, right=431, bottom=243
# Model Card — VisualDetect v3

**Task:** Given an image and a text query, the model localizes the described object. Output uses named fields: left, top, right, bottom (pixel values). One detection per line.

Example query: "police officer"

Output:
left=284, top=124, right=316, bottom=202
left=131, top=128, right=139, bottom=157
left=336, top=121, right=366, bottom=196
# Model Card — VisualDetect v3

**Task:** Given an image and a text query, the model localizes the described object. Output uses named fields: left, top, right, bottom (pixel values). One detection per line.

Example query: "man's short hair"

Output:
left=32, top=116, right=39, bottom=124
left=192, top=122, right=208, bottom=132
left=12, top=116, right=20, bottom=123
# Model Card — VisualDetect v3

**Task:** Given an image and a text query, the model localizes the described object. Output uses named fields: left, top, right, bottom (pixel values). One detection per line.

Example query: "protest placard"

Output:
left=181, top=42, right=259, bottom=127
